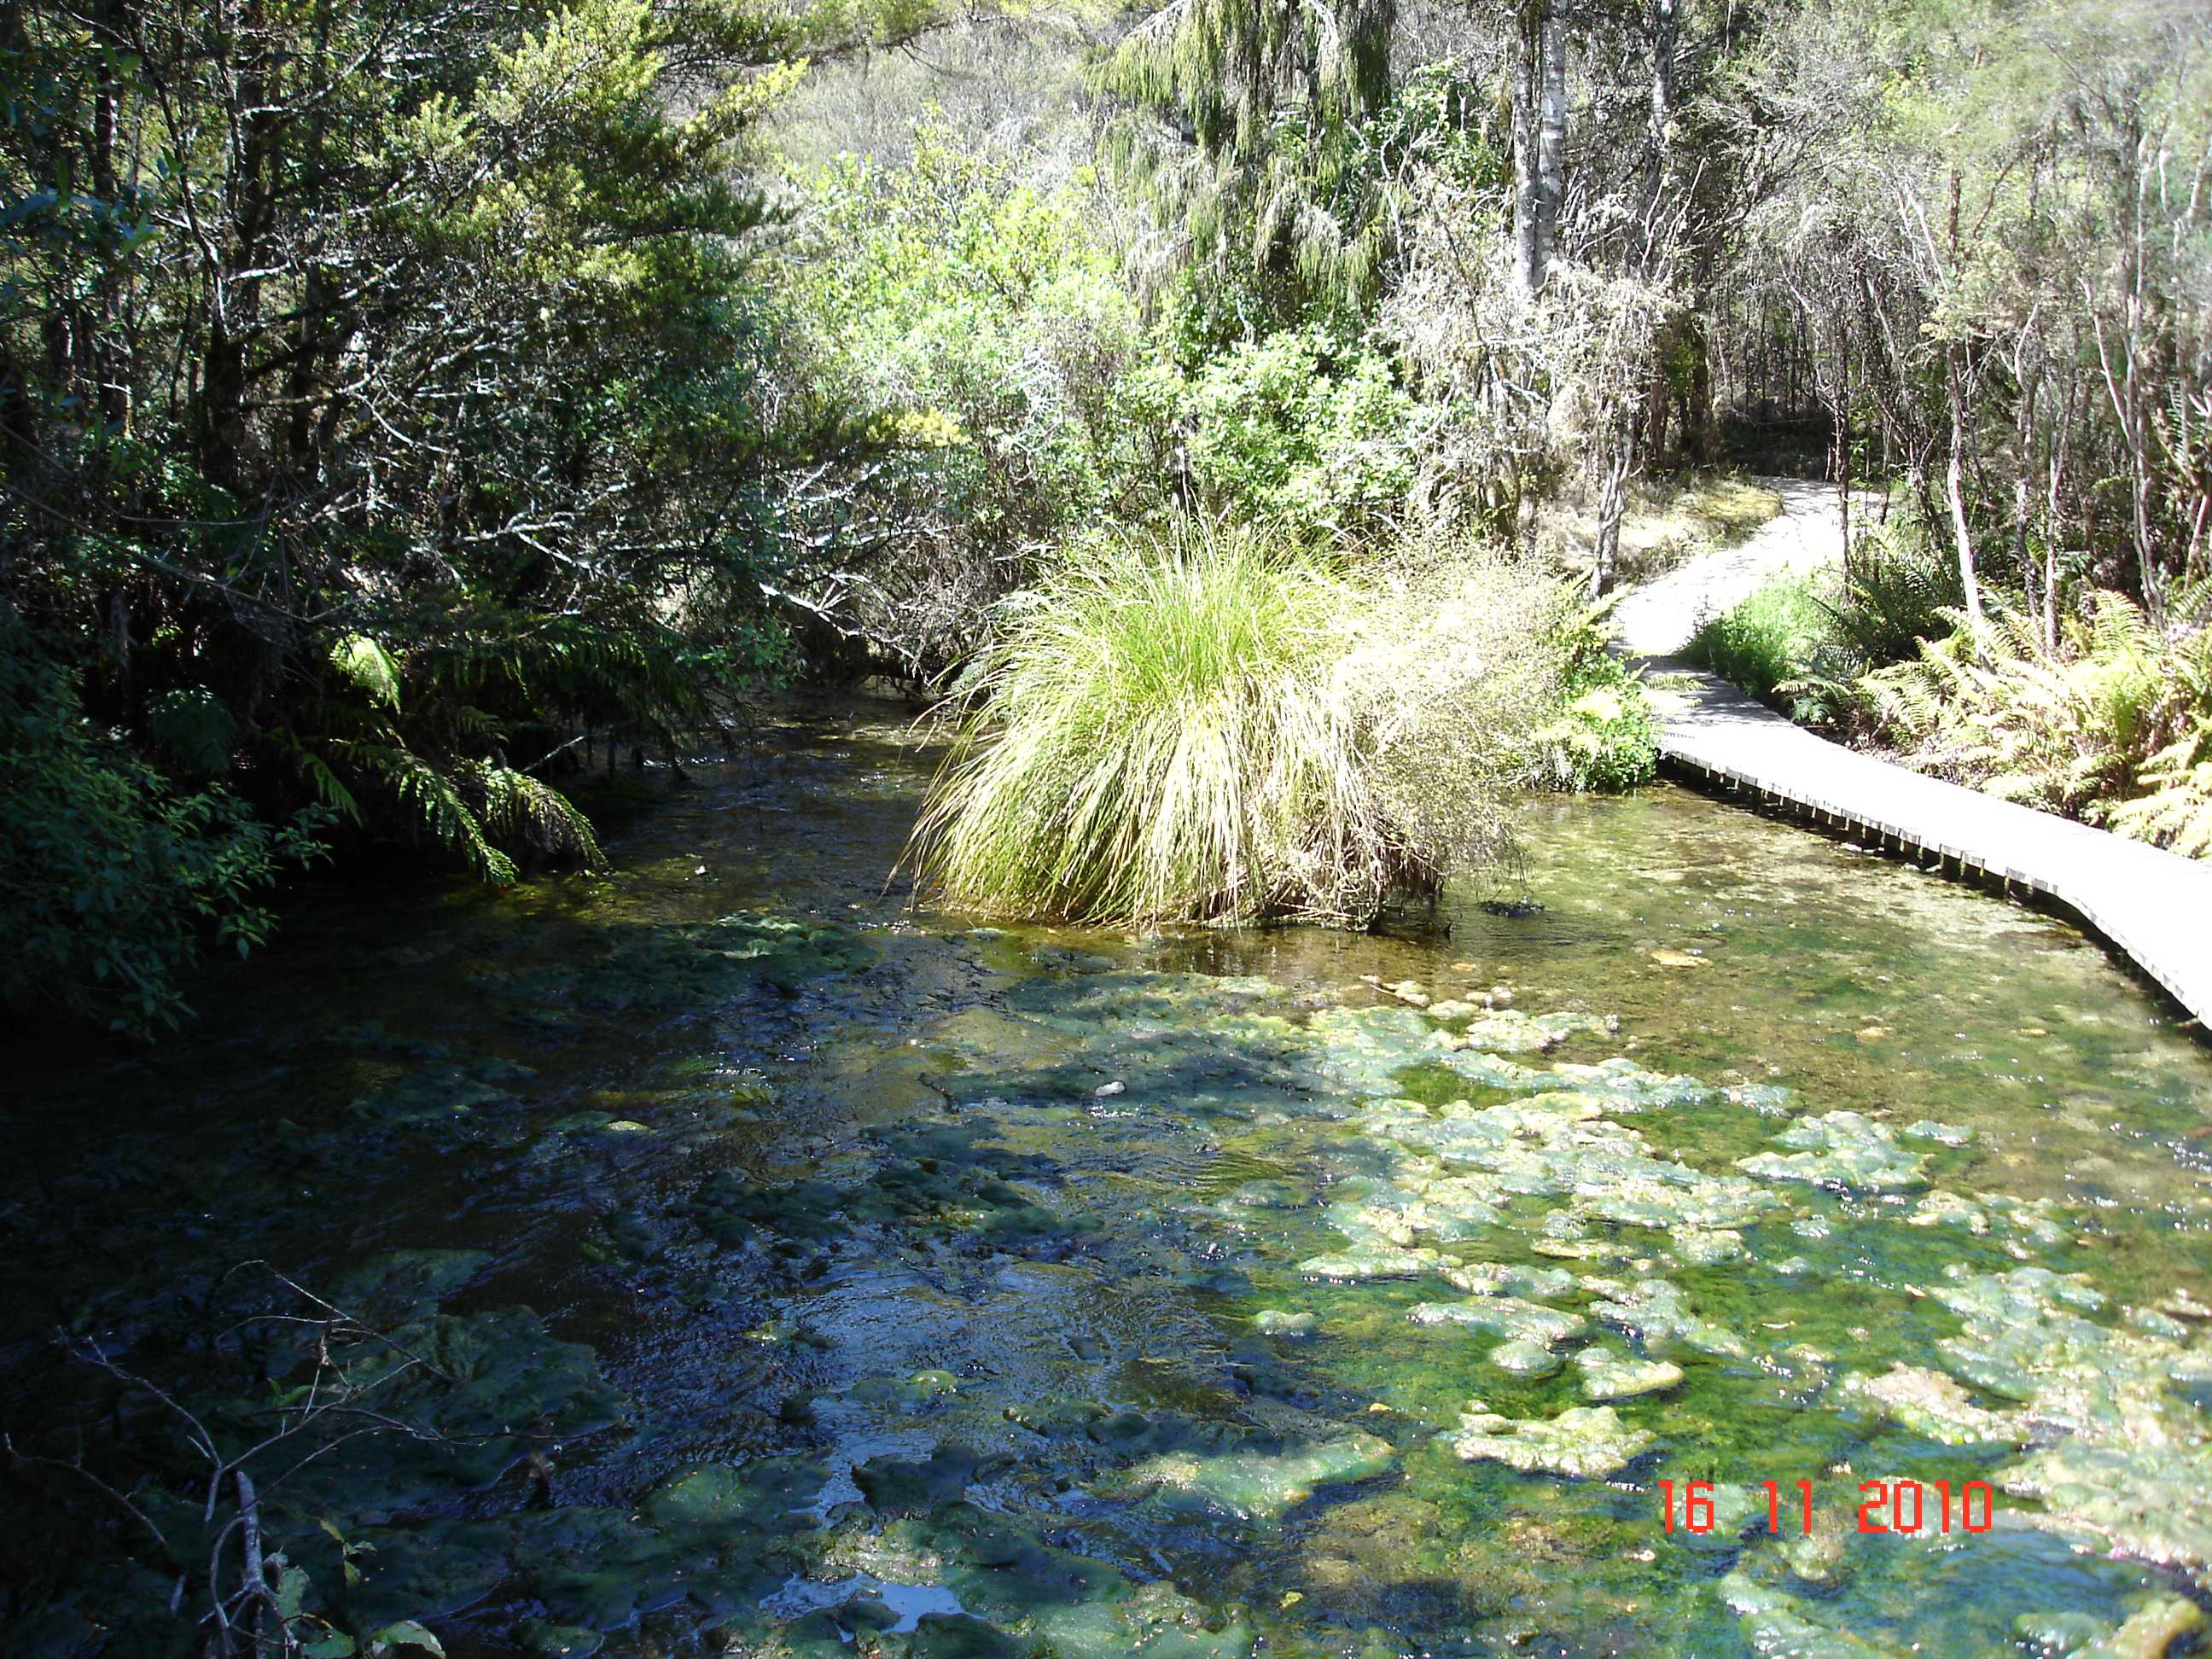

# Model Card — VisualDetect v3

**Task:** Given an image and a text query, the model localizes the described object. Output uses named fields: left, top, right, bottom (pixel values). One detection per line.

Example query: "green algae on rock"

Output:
left=1409, top=1295, right=1586, bottom=1347
left=1450, top=1403, right=1654, bottom=1478
left=1574, top=1346, right=1684, bottom=1400
left=1110, top=1433, right=1395, bottom=1520
left=1297, top=1245, right=1444, bottom=1281
left=1737, top=1110, right=1928, bottom=1190
left=1586, top=1278, right=1749, bottom=1359
left=1488, top=1336, right=1564, bottom=1376
left=1843, top=1364, right=2019, bottom=1446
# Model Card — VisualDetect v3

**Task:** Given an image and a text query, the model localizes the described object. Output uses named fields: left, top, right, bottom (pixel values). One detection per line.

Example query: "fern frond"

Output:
left=268, top=728, right=364, bottom=824
left=335, top=741, right=516, bottom=885
left=2104, top=732, right=2212, bottom=859
left=458, top=763, right=607, bottom=871
left=330, top=633, right=404, bottom=713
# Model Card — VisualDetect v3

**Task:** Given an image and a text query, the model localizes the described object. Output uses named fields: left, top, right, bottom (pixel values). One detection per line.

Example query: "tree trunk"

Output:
left=1945, top=343, right=1983, bottom=630
left=2044, top=364, right=2076, bottom=654
left=2012, top=359, right=2038, bottom=640
left=1512, top=0, right=1564, bottom=294
left=1590, top=430, right=1634, bottom=597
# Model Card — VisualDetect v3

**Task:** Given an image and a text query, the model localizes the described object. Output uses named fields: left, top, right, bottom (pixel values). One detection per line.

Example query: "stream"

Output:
left=5, top=700, right=2211, bottom=1658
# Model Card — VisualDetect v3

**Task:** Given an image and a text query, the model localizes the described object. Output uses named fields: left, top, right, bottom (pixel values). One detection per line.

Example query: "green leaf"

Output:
left=302, top=1637, right=357, bottom=1658
left=275, top=1564, right=310, bottom=1620
left=370, top=1621, right=445, bottom=1656
left=148, top=687, right=238, bottom=777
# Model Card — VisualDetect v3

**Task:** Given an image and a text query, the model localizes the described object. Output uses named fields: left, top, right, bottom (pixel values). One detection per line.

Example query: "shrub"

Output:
left=0, top=634, right=328, bottom=1037
left=779, top=119, right=1147, bottom=674
left=1860, top=596, right=2160, bottom=815
left=906, top=519, right=1575, bottom=928
left=1825, top=518, right=1965, bottom=671
left=1687, top=578, right=1833, bottom=704
left=1861, top=590, right=2212, bottom=859
left=1525, top=610, right=1660, bottom=791
left=1136, top=329, right=1432, bottom=543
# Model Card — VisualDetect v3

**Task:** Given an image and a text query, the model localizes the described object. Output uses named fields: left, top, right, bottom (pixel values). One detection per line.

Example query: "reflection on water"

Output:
left=3, top=700, right=2209, bottom=1658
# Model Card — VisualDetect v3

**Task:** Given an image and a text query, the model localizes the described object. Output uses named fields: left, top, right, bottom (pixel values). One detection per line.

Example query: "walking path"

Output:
left=1611, top=480, right=2212, bottom=1033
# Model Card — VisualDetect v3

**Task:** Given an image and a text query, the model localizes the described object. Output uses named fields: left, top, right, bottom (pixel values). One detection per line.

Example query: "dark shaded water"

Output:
left=4, top=701, right=2209, bottom=1657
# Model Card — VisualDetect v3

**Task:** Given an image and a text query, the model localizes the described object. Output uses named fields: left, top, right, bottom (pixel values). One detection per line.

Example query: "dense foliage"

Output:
left=773, top=119, right=1148, bottom=677
left=11, top=0, right=2211, bottom=1031
left=0, top=0, right=968, bottom=1028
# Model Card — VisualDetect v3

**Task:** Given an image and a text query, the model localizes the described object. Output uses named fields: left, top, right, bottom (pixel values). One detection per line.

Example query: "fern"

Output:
left=329, top=633, right=404, bottom=712
left=335, top=741, right=518, bottom=885
left=1864, top=588, right=2212, bottom=853
left=2103, top=733, right=2212, bottom=858
left=458, top=762, right=608, bottom=871
left=267, top=728, right=363, bottom=824
left=1860, top=595, right=2158, bottom=812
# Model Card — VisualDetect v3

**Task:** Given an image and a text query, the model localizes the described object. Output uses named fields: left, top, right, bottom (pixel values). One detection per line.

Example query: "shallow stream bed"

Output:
left=5, top=701, right=2211, bottom=1658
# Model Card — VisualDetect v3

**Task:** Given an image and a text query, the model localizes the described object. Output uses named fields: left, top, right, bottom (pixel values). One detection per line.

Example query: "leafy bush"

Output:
left=1526, top=611, right=1660, bottom=791
left=779, top=119, right=1147, bottom=673
left=1825, top=519, right=1966, bottom=671
left=1688, top=578, right=1834, bottom=705
left=1863, top=589, right=2212, bottom=859
left=1733, top=518, right=1966, bottom=728
left=1134, top=329, right=1431, bottom=543
left=0, top=636, right=327, bottom=1037
left=906, top=518, right=1591, bottom=928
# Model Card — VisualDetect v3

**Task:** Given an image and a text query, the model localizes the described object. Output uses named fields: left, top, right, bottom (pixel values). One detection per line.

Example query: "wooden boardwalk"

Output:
left=1611, top=483, right=2212, bottom=1033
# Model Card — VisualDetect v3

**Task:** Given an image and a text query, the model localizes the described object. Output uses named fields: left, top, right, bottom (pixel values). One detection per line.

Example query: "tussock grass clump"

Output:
left=906, top=517, right=1579, bottom=928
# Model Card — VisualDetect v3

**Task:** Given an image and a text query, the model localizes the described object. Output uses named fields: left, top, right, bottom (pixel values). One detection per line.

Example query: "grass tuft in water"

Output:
left=907, top=516, right=1573, bottom=929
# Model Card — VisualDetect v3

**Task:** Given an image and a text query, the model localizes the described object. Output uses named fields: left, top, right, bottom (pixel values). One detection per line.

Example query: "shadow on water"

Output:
left=4, top=698, right=2211, bottom=1657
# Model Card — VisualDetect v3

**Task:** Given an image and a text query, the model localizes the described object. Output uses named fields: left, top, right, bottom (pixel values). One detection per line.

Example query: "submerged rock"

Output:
left=1255, top=1310, right=1318, bottom=1339
left=1902, top=1119, right=1972, bottom=1145
left=1410, top=1296, right=1586, bottom=1348
left=1588, top=1278, right=1748, bottom=1359
left=1488, top=1337, right=1563, bottom=1377
left=1723, top=1083, right=1796, bottom=1117
left=1737, top=1111, right=1928, bottom=1191
left=1719, top=1570, right=1901, bottom=1656
left=1299, top=1246, right=1442, bottom=1281
left=1843, top=1365, right=2018, bottom=1447
left=1574, top=1347, right=1683, bottom=1401
left=1359, top=1095, right=1777, bottom=1237
left=1441, top=1260, right=1579, bottom=1301
left=1114, top=1433, right=1395, bottom=1520
left=1453, top=1009, right=1610, bottom=1055
left=1671, top=1228, right=1744, bottom=1266
left=1450, top=1404, right=1654, bottom=1479
left=2076, top=1595, right=2206, bottom=1658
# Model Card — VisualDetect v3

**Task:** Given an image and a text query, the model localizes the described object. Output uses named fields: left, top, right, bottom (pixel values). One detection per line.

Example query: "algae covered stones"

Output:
left=1409, top=1295, right=1585, bottom=1348
left=1587, top=1278, right=1749, bottom=1359
left=1115, top=1433, right=1396, bottom=1520
left=1451, top=1404, right=1654, bottom=1479
left=1574, top=1346, right=1683, bottom=1401
left=1737, top=1110, right=1927, bottom=1190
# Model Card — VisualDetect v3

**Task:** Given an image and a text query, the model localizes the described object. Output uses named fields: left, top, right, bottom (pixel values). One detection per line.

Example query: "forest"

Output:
left=4, top=0, right=2212, bottom=1655
left=7, top=0, right=2208, bottom=1029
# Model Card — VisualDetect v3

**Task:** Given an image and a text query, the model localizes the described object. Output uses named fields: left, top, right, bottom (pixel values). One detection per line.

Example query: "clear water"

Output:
left=4, top=701, right=2209, bottom=1658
